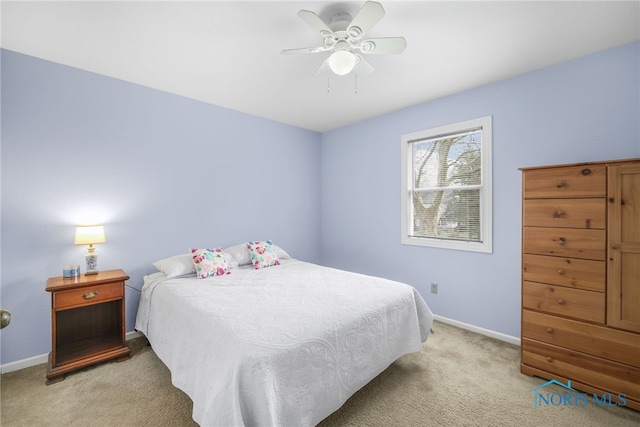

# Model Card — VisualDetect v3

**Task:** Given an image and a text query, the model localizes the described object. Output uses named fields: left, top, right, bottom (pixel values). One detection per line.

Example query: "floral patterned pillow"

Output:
left=246, top=240, right=280, bottom=270
left=190, top=248, right=232, bottom=279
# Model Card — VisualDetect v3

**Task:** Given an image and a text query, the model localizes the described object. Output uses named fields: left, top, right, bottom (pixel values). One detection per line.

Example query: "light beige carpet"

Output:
left=2, top=321, right=639, bottom=426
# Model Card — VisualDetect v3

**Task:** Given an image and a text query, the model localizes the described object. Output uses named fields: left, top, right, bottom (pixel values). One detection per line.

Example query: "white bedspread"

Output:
left=135, top=259, right=433, bottom=427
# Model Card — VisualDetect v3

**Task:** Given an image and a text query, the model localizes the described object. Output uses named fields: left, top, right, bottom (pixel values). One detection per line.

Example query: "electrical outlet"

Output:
left=431, top=283, right=438, bottom=294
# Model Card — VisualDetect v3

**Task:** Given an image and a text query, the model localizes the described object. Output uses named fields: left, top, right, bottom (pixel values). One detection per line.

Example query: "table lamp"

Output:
left=74, top=225, right=106, bottom=275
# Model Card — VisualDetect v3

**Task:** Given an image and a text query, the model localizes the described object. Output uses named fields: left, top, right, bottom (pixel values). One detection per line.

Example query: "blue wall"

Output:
left=1, top=49, right=321, bottom=364
left=320, top=41, right=640, bottom=337
left=1, top=41, right=639, bottom=365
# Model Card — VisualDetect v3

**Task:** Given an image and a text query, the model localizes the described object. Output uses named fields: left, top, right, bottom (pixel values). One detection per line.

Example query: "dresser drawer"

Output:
left=53, top=282, right=124, bottom=310
left=523, top=227, right=605, bottom=261
left=522, top=281, right=604, bottom=323
left=522, top=254, right=605, bottom=292
left=522, top=338, right=640, bottom=401
left=522, top=310, right=640, bottom=367
left=523, top=165, right=606, bottom=199
left=523, top=198, right=605, bottom=229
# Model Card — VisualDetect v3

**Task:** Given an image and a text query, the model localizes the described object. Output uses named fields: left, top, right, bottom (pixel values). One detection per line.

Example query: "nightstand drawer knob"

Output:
left=82, top=291, right=100, bottom=300
left=546, top=357, right=554, bottom=363
left=557, top=269, right=565, bottom=275
left=557, top=299, right=565, bottom=305
left=558, top=237, right=566, bottom=245
left=546, top=327, right=554, bottom=334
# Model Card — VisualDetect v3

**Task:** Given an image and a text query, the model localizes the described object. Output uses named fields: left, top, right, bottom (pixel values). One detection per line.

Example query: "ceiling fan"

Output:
left=281, top=1, right=407, bottom=78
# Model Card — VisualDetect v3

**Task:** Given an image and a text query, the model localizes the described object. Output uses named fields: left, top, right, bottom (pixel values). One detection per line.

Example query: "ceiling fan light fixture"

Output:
left=328, top=50, right=356, bottom=75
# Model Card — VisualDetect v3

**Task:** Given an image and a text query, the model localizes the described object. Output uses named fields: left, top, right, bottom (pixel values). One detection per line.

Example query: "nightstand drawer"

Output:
left=522, top=254, right=605, bottom=292
left=523, top=198, right=605, bottom=229
left=522, top=281, right=604, bottom=323
left=523, top=227, right=606, bottom=261
left=523, top=165, right=606, bottom=199
left=54, top=282, right=124, bottom=310
left=522, top=338, right=640, bottom=401
left=522, top=310, right=640, bottom=367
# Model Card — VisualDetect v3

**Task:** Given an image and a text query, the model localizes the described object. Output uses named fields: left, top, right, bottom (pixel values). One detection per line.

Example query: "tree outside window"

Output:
left=401, top=117, right=492, bottom=253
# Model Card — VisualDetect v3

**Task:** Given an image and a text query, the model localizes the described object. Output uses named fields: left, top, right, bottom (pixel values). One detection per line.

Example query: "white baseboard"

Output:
left=433, top=314, right=521, bottom=346
left=1, top=353, right=49, bottom=374
left=0, top=330, right=143, bottom=374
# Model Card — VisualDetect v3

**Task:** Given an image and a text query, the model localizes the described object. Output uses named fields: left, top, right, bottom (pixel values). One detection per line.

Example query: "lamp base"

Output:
left=85, top=248, right=99, bottom=276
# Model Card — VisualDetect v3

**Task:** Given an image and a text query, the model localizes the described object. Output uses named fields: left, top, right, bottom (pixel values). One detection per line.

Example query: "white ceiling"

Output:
left=2, top=1, right=639, bottom=132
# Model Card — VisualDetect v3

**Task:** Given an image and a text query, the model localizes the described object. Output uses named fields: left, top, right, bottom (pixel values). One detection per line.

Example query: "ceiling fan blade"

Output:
left=313, top=61, right=330, bottom=78
left=354, top=55, right=375, bottom=78
left=347, top=1, right=385, bottom=39
left=359, top=37, right=407, bottom=55
left=281, top=46, right=328, bottom=55
left=298, top=10, right=334, bottom=37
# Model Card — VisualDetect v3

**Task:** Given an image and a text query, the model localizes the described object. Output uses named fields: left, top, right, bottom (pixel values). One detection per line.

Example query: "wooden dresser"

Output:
left=520, top=158, right=640, bottom=411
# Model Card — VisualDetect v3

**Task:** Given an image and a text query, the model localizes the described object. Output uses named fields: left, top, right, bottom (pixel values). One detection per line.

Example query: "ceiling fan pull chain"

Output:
left=354, top=75, right=358, bottom=95
left=327, top=75, right=331, bottom=93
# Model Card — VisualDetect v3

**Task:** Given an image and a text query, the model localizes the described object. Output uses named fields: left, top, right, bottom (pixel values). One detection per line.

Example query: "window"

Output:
left=401, top=116, right=492, bottom=253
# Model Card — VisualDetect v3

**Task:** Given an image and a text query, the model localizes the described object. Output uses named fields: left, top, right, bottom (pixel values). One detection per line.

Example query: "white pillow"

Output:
left=154, top=251, right=239, bottom=276
left=152, top=254, right=195, bottom=277
left=274, top=245, right=291, bottom=260
left=224, top=244, right=251, bottom=266
left=224, top=242, right=290, bottom=266
left=222, top=252, right=239, bottom=269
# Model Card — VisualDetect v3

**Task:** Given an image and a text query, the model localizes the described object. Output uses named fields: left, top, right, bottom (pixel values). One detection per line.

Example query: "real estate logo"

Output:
left=530, top=379, right=627, bottom=408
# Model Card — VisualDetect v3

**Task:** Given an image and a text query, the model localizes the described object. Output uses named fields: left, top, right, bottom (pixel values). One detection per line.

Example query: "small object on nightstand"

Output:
left=62, top=264, right=80, bottom=278
left=45, top=269, right=131, bottom=385
left=74, top=225, right=106, bottom=275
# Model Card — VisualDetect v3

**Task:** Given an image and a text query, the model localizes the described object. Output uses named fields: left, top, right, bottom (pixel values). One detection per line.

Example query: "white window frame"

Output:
left=401, top=116, right=492, bottom=253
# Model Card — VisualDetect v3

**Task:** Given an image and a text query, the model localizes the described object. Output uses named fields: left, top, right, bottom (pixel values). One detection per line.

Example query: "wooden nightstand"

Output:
left=45, top=269, right=131, bottom=385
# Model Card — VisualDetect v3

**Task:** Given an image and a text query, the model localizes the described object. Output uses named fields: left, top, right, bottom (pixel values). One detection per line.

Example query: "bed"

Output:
left=135, top=243, right=433, bottom=426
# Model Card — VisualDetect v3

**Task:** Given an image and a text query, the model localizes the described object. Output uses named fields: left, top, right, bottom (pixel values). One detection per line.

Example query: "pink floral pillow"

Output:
left=246, top=240, right=280, bottom=270
left=190, top=248, right=232, bottom=279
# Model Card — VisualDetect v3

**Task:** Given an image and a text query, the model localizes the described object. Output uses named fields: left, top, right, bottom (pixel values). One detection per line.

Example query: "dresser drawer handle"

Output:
left=552, top=209, right=565, bottom=218
left=82, top=292, right=100, bottom=300
left=557, top=237, right=566, bottom=245
left=581, top=168, right=591, bottom=176
left=546, top=357, right=554, bottom=363
left=557, top=181, right=567, bottom=188
left=557, top=269, right=565, bottom=275
left=557, top=299, right=565, bottom=305
left=546, top=327, right=554, bottom=334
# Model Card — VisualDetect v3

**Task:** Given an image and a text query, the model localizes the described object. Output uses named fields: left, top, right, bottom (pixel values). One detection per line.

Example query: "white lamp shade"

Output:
left=327, top=51, right=356, bottom=76
left=74, top=225, right=106, bottom=245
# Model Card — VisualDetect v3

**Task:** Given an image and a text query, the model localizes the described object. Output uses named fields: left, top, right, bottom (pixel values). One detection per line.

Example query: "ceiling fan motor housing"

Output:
left=328, top=12, right=353, bottom=31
